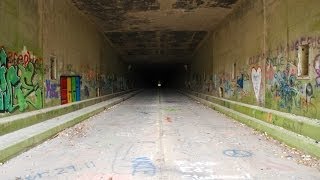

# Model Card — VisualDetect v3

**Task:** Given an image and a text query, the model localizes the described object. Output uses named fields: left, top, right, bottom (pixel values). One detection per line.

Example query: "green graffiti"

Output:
left=0, top=48, right=43, bottom=113
left=0, top=48, right=7, bottom=66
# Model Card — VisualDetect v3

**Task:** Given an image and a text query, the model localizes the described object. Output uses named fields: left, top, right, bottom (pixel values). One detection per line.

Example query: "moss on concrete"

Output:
left=183, top=90, right=320, bottom=141
left=0, top=90, right=141, bottom=163
left=0, top=89, right=137, bottom=136
left=181, top=91, right=320, bottom=158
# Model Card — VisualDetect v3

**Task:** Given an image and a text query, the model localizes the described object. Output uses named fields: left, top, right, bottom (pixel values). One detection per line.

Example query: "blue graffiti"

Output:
left=223, top=80, right=233, bottom=97
left=237, top=74, right=244, bottom=89
left=45, top=80, right=58, bottom=99
left=273, top=68, right=299, bottom=111
left=132, top=157, right=156, bottom=176
left=223, top=149, right=252, bottom=157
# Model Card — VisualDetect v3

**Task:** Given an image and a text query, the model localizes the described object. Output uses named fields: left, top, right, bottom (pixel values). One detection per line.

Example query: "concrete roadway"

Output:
left=0, top=90, right=319, bottom=180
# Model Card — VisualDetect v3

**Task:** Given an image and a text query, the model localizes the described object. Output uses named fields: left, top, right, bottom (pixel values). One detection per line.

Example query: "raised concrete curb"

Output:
left=0, top=89, right=137, bottom=136
left=179, top=90, right=320, bottom=158
left=181, top=90, right=320, bottom=141
left=0, top=90, right=142, bottom=163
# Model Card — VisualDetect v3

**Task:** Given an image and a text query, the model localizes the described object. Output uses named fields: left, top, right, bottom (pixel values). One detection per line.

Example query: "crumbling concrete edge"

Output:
left=0, top=90, right=142, bottom=163
left=180, top=91, right=320, bottom=158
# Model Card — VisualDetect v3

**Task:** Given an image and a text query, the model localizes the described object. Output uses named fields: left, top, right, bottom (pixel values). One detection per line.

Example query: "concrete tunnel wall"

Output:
left=1, top=0, right=320, bottom=122
left=0, top=0, right=131, bottom=116
left=188, top=0, right=320, bottom=120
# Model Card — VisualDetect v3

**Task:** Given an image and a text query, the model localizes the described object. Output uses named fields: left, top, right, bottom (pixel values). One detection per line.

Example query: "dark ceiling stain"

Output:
left=173, top=0, right=238, bottom=10
left=105, top=31, right=207, bottom=60
left=71, top=0, right=160, bottom=30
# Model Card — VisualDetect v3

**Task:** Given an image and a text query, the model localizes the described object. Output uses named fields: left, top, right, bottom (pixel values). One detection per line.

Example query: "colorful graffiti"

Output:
left=265, top=51, right=319, bottom=117
left=251, top=67, right=262, bottom=101
left=45, top=80, right=59, bottom=99
left=6, top=46, right=43, bottom=68
left=266, top=54, right=300, bottom=112
left=80, top=64, right=96, bottom=81
left=0, top=48, right=43, bottom=113
left=272, top=68, right=299, bottom=111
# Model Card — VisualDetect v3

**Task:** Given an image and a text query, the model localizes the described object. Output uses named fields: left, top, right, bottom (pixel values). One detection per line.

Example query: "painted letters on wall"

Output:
left=0, top=47, right=43, bottom=113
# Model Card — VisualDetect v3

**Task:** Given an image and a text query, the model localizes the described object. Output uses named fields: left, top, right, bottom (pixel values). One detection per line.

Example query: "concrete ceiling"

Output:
left=71, top=0, right=239, bottom=63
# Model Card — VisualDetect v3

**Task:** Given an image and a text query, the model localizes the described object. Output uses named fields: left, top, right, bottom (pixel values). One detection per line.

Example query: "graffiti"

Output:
left=237, top=74, right=244, bottom=89
left=84, top=85, right=89, bottom=97
left=223, top=80, right=234, bottom=97
left=114, top=75, right=128, bottom=91
left=131, top=157, right=156, bottom=176
left=266, top=56, right=286, bottom=67
left=182, top=174, right=251, bottom=180
left=175, top=160, right=216, bottom=174
left=115, top=129, right=137, bottom=137
left=6, top=46, right=42, bottom=68
left=306, top=83, right=313, bottom=101
left=66, top=64, right=72, bottom=72
left=249, top=54, right=263, bottom=65
left=80, top=64, right=96, bottom=81
left=223, top=149, right=253, bottom=157
left=265, top=53, right=318, bottom=115
left=99, top=74, right=113, bottom=92
left=45, top=80, right=59, bottom=99
left=16, top=161, right=95, bottom=180
left=289, top=36, right=320, bottom=51
left=251, top=67, right=262, bottom=101
left=175, top=160, right=251, bottom=180
left=213, top=74, right=218, bottom=90
left=315, top=54, right=320, bottom=87
left=0, top=48, right=43, bottom=113
left=271, top=67, right=299, bottom=111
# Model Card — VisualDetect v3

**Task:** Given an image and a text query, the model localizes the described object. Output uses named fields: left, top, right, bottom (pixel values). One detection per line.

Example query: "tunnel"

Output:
left=0, top=0, right=320, bottom=179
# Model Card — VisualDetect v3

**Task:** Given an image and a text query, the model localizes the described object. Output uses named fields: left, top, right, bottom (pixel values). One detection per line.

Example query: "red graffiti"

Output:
left=6, top=48, right=42, bottom=68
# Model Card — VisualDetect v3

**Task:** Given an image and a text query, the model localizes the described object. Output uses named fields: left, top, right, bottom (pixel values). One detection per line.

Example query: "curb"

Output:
left=0, top=89, right=138, bottom=136
left=0, top=90, right=142, bottom=163
left=180, top=91, right=320, bottom=158
left=181, top=90, right=320, bottom=141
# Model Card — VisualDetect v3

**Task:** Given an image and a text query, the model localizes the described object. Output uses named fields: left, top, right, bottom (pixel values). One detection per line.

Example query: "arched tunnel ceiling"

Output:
left=71, top=0, right=239, bottom=63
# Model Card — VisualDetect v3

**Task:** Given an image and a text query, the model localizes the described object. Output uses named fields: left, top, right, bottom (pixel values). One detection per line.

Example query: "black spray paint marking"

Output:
left=223, top=149, right=253, bottom=157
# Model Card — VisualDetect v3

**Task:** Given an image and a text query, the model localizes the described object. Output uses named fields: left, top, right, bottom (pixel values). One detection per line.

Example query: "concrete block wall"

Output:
left=189, top=0, right=320, bottom=120
left=0, top=0, right=129, bottom=116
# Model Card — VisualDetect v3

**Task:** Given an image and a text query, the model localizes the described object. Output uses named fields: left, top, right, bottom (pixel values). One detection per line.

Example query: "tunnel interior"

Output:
left=105, top=30, right=208, bottom=89
left=133, top=63, right=186, bottom=88
left=69, top=0, right=238, bottom=90
left=1, top=0, right=320, bottom=176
